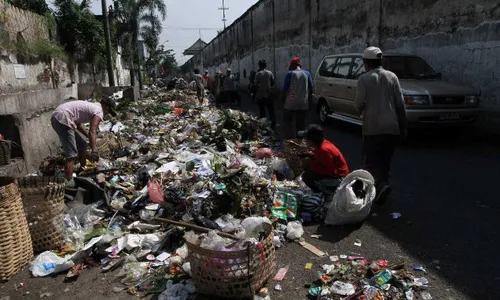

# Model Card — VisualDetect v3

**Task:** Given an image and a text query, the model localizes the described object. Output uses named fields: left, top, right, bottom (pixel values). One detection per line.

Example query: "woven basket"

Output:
left=186, top=222, right=276, bottom=298
left=283, top=139, right=307, bottom=179
left=0, top=141, right=11, bottom=166
left=0, top=177, right=34, bottom=281
left=97, top=138, right=111, bottom=159
left=17, top=176, right=66, bottom=254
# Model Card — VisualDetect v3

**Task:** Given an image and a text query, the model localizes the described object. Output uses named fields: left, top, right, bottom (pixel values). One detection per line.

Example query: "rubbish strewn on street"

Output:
left=0, top=82, right=432, bottom=300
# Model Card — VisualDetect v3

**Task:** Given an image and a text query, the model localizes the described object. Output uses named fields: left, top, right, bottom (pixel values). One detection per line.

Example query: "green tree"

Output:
left=7, top=0, right=50, bottom=15
left=160, top=48, right=178, bottom=76
left=115, top=0, right=166, bottom=89
left=53, top=0, right=107, bottom=79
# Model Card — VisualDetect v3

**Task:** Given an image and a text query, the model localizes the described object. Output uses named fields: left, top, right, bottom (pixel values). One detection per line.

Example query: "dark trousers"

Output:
left=227, top=91, right=240, bottom=105
left=257, top=97, right=276, bottom=128
left=362, top=134, right=400, bottom=188
left=302, top=170, right=343, bottom=194
left=283, top=109, right=307, bottom=139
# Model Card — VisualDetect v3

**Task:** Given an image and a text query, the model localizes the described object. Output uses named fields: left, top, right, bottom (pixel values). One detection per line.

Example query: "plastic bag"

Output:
left=158, top=280, right=196, bottom=300
left=30, top=251, right=74, bottom=277
left=215, top=214, right=242, bottom=233
left=147, top=179, right=165, bottom=205
left=271, top=191, right=299, bottom=220
left=324, top=170, right=376, bottom=226
left=62, top=212, right=86, bottom=251
left=285, top=221, right=304, bottom=240
left=116, top=262, right=149, bottom=285
left=199, top=230, right=227, bottom=250
left=241, top=217, right=271, bottom=238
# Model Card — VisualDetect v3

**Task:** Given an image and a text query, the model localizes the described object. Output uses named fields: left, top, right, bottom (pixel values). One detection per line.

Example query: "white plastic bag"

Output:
left=285, top=221, right=304, bottom=240
left=30, top=251, right=75, bottom=277
left=241, top=217, right=271, bottom=238
left=324, top=170, right=376, bottom=226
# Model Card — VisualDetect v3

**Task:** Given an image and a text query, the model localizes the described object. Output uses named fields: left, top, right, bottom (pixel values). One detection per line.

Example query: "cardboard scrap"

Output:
left=299, top=240, right=326, bottom=257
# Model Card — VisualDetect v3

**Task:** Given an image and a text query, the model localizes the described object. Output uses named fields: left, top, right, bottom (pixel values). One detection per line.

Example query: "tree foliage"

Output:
left=7, top=0, right=50, bottom=15
left=116, top=0, right=166, bottom=86
left=53, top=0, right=106, bottom=69
left=160, top=48, right=178, bottom=76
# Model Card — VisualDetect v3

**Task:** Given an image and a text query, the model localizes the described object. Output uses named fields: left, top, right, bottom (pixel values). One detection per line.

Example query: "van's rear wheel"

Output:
left=318, top=100, right=330, bottom=124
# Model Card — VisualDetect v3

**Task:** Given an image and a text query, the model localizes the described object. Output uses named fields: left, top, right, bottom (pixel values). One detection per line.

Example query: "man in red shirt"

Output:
left=299, top=124, right=350, bottom=193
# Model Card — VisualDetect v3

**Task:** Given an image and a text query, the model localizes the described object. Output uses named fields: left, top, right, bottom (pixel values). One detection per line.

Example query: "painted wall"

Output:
left=189, top=0, right=500, bottom=121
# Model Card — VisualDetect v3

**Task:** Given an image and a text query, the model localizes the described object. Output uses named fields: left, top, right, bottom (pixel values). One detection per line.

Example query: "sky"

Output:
left=86, top=0, right=260, bottom=64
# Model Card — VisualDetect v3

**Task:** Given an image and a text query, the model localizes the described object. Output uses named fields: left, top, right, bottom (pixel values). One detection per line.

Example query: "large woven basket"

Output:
left=0, top=177, right=34, bottom=281
left=283, top=139, right=307, bottom=179
left=17, top=176, right=66, bottom=253
left=186, top=222, right=276, bottom=298
left=0, top=141, right=11, bottom=166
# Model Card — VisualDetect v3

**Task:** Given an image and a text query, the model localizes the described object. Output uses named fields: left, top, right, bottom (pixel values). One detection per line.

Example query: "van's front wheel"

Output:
left=317, top=100, right=330, bottom=124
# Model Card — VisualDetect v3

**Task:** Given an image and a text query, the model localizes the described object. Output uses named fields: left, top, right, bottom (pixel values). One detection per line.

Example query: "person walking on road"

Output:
left=354, top=46, right=408, bottom=202
left=282, top=57, right=313, bottom=138
left=51, top=97, right=116, bottom=180
left=254, top=60, right=277, bottom=129
left=193, top=68, right=204, bottom=105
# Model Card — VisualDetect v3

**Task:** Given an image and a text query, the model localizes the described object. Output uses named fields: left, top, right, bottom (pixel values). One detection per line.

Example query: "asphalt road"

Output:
left=2, top=96, right=499, bottom=300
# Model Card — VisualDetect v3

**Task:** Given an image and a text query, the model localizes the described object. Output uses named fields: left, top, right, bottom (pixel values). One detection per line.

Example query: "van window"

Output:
left=351, top=58, right=365, bottom=79
left=318, top=57, right=337, bottom=77
left=332, top=57, right=353, bottom=78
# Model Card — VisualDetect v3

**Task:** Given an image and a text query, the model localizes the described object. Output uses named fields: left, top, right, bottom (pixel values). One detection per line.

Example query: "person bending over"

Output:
left=300, top=124, right=349, bottom=193
left=51, top=97, right=116, bottom=180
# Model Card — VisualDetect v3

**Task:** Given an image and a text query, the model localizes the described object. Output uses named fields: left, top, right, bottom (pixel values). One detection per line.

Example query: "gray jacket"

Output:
left=355, top=67, right=407, bottom=136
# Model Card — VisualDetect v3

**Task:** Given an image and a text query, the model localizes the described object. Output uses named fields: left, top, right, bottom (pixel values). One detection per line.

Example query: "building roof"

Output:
left=183, top=39, right=207, bottom=55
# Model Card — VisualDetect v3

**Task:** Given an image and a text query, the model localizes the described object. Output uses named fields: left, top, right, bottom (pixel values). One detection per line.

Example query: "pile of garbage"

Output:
left=28, top=86, right=313, bottom=299
left=26, top=84, right=423, bottom=300
left=307, top=257, right=432, bottom=299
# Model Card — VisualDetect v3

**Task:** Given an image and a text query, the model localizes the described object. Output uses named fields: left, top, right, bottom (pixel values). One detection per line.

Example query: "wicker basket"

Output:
left=97, top=138, right=111, bottom=159
left=0, top=177, right=34, bottom=281
left=283, top=139, right=307, bottom=179
left=0, top=141, right=11, bottom=166
left=186, top=222, right=276, bottom=298
left=17, top=176, right=66, bottom=254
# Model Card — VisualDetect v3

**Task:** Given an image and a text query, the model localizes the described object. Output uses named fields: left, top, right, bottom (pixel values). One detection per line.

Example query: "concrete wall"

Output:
left=0, top=86, right=77, bottom=174
left=0, top=0, right=50, bottom=42
left=190, top=0, right=500, bottom=127
left=0, top=0, right=131, bottom=93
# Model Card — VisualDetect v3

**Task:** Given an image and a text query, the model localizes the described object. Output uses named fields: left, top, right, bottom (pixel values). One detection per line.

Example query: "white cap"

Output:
left=226, top=68, right=232, bottom=72
left=363, top=46, right=383, bottom=59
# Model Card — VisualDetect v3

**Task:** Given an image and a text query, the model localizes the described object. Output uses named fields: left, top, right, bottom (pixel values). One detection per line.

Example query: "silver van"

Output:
left=313, top=53, right=480, bottom=127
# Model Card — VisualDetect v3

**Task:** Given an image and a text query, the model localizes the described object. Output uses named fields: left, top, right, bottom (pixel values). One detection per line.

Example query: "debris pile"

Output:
left=26, top=85, right=309, bottom=299
left=19, top=84, right=431, bottom=300
left=307, top=258, right=432, bottom=299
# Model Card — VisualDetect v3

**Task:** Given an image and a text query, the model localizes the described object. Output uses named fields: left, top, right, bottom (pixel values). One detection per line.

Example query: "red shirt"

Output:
left=308, top=139, right=349, bottom=177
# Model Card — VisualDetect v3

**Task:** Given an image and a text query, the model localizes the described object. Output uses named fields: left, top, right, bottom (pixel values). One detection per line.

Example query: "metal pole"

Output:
left=102, top=0, right=115, bottom=86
